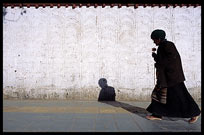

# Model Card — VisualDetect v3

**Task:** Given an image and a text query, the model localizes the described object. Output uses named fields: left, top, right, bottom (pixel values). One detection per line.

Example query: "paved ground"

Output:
left=3, top=99, right=201, bottom=132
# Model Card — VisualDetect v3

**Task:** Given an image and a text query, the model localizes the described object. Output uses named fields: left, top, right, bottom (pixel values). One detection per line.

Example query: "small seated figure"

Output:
left=98, top=78, right=116, bottom=101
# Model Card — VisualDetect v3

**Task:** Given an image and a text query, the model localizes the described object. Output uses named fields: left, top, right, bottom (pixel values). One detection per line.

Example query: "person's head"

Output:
left=151, top=29, right=166, bottom=46
left=98, top=78, right=108, bottom=88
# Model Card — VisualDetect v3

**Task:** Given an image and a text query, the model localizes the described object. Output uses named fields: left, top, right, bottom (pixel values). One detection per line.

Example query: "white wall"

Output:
left=3, top=6, right=201, bottom=101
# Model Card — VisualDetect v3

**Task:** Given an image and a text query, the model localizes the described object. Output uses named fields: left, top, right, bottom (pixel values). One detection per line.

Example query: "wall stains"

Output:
left=20, top=8, right=26, bottom=15
left=2, top=86, right=201, bottom=101
left=3, top=7, right=27, bottom=22
left=3, top=8, right=7, bottom=17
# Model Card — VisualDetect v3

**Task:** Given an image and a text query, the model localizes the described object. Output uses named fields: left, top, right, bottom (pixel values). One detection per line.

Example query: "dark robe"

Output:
left=147, top=82, right=200, bottom=118
left=147, top=40, right=200, bottom=118
left=154, top=40, right=185, bottom=88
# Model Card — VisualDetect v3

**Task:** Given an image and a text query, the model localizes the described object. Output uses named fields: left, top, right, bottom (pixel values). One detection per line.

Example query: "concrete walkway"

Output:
left=3, top=100, right=201, bottom=132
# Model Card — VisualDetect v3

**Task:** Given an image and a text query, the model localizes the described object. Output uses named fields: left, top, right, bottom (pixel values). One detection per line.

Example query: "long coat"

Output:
left=154, top=40, right=185, bottom=87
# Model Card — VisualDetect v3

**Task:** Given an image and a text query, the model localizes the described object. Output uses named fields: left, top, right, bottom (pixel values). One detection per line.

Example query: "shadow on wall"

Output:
left=98, top=78, right=116, bottom=101
left=97, top=78, right=149, bottom=119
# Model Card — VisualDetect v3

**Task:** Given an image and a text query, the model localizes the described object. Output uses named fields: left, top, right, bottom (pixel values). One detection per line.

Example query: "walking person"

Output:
left=146, top=29, right=201, bottom=123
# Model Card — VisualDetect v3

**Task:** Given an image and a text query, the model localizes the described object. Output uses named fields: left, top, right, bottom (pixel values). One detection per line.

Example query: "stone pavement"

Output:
left=3, top=99, right=201, bottom=132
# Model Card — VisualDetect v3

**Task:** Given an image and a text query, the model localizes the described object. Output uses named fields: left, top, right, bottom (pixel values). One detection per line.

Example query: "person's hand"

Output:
left=152, top=52, right=157, bottom=58
left=154, top=63, right=159, bottom=68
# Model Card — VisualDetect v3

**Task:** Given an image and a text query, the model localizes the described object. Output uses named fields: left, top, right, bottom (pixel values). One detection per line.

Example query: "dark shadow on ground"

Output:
left=99, top=101, right=149, bottom=119
left=98, top=101, right=192, bottom=122
left=97, top=78, right=148, bottom=119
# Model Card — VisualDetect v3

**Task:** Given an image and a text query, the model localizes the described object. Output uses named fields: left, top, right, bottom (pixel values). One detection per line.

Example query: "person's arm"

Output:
left=152, top=52, right=158, bottom=62
left=164, top=42, right=179, bottom=64
left=156, top=68, right=168, bottom=88
left=156, top=42, right=178, bottom=69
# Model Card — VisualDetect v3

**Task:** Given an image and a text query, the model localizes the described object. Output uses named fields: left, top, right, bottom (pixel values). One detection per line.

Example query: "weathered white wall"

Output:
left=3, top=6, right=201, bottom=101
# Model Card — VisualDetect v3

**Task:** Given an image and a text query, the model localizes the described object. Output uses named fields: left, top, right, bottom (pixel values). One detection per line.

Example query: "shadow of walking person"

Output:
left=98, top=78, right=149, bottom=119
left=98, top=78, right=116, bottom=101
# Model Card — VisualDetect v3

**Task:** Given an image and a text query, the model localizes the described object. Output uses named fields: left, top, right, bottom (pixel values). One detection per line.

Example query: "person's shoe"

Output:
left=189, top=115, right=200, bottom=124
left=146, top=115, right=162, bottom=120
